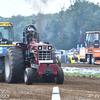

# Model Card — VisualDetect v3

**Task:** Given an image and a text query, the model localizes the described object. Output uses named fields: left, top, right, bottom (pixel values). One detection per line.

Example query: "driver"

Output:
left=26, top=26, right=35, bottom=45
left=0, top=32, right=3, bottom=38
left=26, top=32, right=33, bottom=44
left=0, top=32, right=9, bottom=44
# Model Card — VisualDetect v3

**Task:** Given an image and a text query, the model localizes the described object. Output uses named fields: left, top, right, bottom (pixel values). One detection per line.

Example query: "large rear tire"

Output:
left=87, top=54, right=91, bottom=64
left=91, top=55, right=96, bottom=64
left=55, top=67, right=64, bottom=84
left=5, top=46, right=24, bottom=83
left=24, top=68, right=34, bottom=85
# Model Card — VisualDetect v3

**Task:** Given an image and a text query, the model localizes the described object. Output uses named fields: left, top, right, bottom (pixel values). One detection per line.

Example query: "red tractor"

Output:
left=4, top=25, right=64, bottom=85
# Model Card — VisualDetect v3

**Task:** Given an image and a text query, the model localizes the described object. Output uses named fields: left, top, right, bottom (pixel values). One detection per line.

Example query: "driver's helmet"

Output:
left=27, top=26, right=35, bottom=35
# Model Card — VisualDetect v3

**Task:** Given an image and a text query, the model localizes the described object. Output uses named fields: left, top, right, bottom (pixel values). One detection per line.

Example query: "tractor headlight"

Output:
left=48, top=46, right=52, bottom=50
left=38, top=46, right=42, bottom=50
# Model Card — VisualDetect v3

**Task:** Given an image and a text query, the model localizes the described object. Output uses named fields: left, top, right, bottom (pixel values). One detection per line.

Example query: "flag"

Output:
left=79, top=23, right=82, bottom=47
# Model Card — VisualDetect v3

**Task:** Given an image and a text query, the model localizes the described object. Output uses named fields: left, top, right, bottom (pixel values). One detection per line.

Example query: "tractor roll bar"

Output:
left=23, top=25, right=39, bottom=44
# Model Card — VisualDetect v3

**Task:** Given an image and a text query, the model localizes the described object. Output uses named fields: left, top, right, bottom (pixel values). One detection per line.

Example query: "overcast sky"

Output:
left=0, top=0, right=100, bottom=18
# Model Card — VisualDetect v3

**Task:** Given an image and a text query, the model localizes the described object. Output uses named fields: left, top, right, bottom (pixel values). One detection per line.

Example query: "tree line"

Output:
left=0, top=0, right=100, bottom=50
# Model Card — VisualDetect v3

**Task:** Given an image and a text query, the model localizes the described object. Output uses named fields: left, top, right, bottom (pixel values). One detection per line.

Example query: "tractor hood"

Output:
left=28, top=41, right=53, bottom=51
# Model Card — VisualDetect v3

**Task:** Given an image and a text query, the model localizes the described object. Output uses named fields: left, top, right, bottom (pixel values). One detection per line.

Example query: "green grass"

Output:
left=64, top=72, right=100, bottom=78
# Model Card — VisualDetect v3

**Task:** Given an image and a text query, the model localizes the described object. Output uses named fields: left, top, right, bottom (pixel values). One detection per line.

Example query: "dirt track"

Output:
left=62, top=63, right=100, bottom=69
left=0, top=63, right=100, bottom=100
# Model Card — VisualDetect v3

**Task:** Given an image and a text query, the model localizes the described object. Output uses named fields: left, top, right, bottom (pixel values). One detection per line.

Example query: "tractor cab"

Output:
left=0, top=22, right=14, bottom=44
left=0, top=22, right=14, bottom=74
left=85, top=31, right=100, bottom=48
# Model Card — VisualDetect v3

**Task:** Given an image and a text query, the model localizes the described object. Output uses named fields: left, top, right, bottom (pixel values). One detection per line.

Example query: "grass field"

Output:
left=64, top=72, right=100, bottom=78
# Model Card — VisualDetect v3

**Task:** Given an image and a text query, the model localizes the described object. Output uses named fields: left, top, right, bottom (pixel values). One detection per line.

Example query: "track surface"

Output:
left=62, top=63, right=100, bottom=69
left=0, top=63, right=100, bottom=100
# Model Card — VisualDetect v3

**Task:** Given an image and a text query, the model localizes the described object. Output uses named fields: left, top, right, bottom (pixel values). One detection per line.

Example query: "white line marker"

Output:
left=51, top=87, right=61, bottom=100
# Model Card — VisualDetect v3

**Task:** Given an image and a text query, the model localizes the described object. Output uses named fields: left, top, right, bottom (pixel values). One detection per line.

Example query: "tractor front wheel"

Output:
left=55, top=67, right=64, bottom=84
left=24, top=68, right=34, bottom=85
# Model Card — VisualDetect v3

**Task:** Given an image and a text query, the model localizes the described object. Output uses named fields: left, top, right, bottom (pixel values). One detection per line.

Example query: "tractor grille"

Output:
left=38, top=51, right=51, bottom=60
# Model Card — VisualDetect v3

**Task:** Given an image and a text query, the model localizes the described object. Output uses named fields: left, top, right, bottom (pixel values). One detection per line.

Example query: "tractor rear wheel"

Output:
left=5, top=46, right=24, bottom=83
left=91, top=55, right=96, bottom=64
left=24, top=68, right=34, bottom=85
left=87, top=54, right=91, bottom=64
left=55, top=67, right=64, bottom=84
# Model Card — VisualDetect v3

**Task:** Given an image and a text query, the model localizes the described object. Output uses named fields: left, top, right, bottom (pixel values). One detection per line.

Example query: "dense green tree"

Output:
left=1, top=0, right=100, bottom=50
